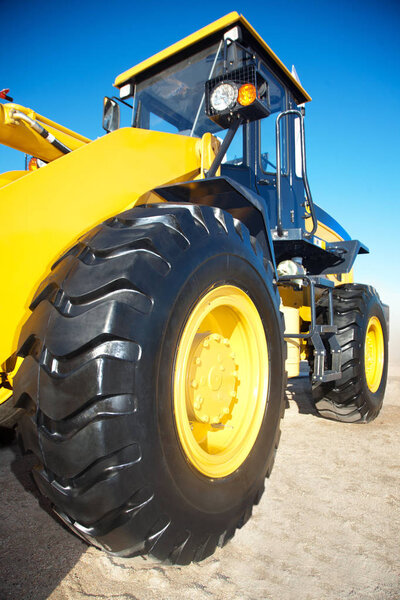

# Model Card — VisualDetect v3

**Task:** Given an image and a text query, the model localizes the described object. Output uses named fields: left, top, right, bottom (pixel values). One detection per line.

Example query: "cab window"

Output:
left=258, top=66, right=287, bottom=174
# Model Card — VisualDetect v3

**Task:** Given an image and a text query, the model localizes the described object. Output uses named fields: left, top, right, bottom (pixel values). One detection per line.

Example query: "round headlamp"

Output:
left=210, top=82, right=238, bottom=112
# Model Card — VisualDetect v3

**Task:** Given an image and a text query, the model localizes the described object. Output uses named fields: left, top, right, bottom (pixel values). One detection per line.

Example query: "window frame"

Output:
left=256, top=62, right=289, bottom=177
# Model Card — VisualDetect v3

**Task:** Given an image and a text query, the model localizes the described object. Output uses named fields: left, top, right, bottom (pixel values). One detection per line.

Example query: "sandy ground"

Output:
left=0, top=373, right=399, bottom=600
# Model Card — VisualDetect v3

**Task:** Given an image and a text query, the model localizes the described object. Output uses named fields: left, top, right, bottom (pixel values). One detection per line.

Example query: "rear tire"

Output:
left=14, top=203, right=285, bottom=563
left=312, top=284, right=388, bottom=423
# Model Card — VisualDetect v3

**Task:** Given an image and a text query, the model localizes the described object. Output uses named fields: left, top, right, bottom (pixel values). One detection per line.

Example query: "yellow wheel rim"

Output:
left=173, top=285, right=269, bottom=478
left=364, top=316, right=384, bottom=393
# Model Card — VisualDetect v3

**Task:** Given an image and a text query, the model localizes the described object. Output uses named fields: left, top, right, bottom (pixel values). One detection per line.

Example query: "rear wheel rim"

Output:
left=173, top=284, right=269, bottom=478
left=364, top=316, right=384, bottom=393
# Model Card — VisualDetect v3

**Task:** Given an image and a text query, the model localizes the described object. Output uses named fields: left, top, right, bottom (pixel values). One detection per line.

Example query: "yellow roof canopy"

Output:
left=114, top=12, right=311, bottom=105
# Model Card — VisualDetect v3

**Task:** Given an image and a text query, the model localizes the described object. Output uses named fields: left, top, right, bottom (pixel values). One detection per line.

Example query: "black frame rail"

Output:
left=279, top=274, right=342, bottom=385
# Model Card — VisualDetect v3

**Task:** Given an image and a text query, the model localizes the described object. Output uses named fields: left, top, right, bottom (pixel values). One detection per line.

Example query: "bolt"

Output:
left=195, top=357, right=201, bottom=365
left=201, top=415, right=209, bottom=423
left=230, top=352, right=236, bottom=359
left=223, top=338, right=229, bottom=346
left=212, top=334, right=221, bottom=342
left=211, top=416, right=220, bottom=424
left=219, top=365, right=225, bottom=372
left=230, top=391, right=237, bottom=398
left=191, top=380, right=198, bottom=389
left=203, top=339, right=209, bottom=348
left=196, top=395, right=203, bottom=406
left=194, top=401, right=201, bottom=410
left=223, top=407, right=230, bottom=414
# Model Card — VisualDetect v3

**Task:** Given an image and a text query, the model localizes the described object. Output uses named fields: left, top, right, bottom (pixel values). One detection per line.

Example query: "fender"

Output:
left=154, top=176, right=277, bottom=275
left=0, top=127, right=203, bottom=368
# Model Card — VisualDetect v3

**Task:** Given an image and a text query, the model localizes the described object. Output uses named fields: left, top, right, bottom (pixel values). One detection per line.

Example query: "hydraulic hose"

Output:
left=10, top=109, right=71, bottom=155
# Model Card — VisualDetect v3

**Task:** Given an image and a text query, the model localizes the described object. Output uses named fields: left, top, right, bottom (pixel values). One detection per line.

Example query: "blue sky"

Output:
left=1, top=0, right=400, bottom=364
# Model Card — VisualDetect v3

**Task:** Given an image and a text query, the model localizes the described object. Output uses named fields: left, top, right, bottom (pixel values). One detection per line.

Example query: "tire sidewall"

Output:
left=135, top=243, right=284, bottom=526
left=360, top=291, right=388, bottom=408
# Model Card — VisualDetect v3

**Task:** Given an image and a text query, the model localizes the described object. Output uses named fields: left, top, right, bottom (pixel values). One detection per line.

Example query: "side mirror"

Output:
left=102, top=97, right=120, bottom=133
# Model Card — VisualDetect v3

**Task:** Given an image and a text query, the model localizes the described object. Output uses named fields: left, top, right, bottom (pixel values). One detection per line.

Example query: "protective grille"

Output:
left=206, top=64, right=260, bottom=116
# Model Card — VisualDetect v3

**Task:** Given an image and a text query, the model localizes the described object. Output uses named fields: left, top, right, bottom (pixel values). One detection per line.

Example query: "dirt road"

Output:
left=1, top=374, right=399, bottom=600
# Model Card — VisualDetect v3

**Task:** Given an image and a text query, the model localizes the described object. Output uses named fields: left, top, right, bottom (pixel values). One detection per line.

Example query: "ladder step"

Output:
left=313, top=370, right=342, bottom=384
left=315, top=324, right=337, bottom=334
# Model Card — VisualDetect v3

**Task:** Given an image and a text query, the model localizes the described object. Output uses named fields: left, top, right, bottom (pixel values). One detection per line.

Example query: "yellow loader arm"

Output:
left=0, top=102, right=91, bottom=163
left=0, top=126, right=217, bottom=381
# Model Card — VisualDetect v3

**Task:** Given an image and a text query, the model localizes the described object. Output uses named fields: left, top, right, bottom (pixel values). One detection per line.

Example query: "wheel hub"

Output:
left=187, top=333, right=238, bottom=425
left=364, top=316, right=384, bottom=393
left=173, top=284, right=269, bottom=478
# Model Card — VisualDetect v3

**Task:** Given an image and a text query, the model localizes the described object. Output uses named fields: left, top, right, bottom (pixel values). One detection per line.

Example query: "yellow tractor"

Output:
left=0, top=13, right=388, bottom=563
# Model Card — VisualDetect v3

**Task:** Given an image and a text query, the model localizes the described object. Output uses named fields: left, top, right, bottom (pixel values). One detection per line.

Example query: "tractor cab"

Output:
left=111, top=12, right=371, bottom=388
left=112, top=12, right=360, bottom=277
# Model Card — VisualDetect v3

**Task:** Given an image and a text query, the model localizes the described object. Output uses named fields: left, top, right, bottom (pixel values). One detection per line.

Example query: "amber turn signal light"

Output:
left=28, top=157, right=39, bottom=171
left=237, top=83, right=257, bottom=106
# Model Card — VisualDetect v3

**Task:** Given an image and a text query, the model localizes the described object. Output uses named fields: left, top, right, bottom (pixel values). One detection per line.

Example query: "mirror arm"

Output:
left=111, top=96, right=133, bottom=109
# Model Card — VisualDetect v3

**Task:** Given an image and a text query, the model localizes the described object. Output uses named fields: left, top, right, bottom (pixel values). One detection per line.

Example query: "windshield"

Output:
left=133, top=42, right=228, bottom=138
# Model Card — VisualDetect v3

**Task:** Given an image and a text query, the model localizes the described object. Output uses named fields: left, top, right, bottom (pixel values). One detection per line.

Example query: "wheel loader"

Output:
left=0, top=13, right=388, bottom=564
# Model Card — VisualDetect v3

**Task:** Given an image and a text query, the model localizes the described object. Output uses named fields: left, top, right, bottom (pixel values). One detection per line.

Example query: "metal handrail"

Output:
left=275, top=108, right=317, bottom=238
left=279, top=274, right=334, bottom=339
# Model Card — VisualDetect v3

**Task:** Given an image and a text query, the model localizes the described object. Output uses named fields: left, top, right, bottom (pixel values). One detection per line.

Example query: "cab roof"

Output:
left=114, top=12, right=311, bottom=105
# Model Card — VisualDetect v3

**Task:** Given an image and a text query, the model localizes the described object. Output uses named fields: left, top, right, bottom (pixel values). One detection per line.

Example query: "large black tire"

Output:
left=312, top=284, right=388, bottom=423
left=14, top=203, right=285, bottom=564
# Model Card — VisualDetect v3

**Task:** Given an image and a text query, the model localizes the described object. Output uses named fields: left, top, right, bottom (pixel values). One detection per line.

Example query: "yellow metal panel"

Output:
left=299, top=306, right=312, bottom=322
left=305, top=217, right=343, bottom=243
left=114, top=13, right=311, bottom=103
left=0, top=103, right=91, bottom=163
left=279, top=286, right=309, bottom=311
left=327, top=270, right=354, bottom=286
left=0, top=170, right=28, bottom=188
left=282, top=305, right=300, bottom=378
left=0, top=127, right=203, bottom=366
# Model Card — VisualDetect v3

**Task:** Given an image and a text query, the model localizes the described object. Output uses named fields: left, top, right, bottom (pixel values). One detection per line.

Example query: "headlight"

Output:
left=210, top=82, right=238, bottom=112
left=205, top=65, right=271, bottom=128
